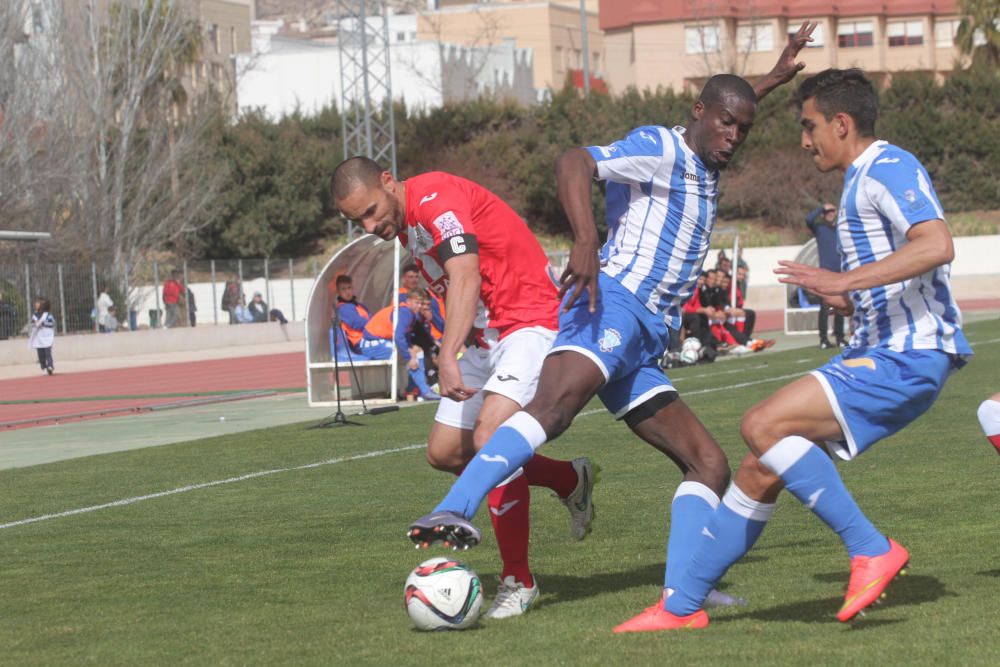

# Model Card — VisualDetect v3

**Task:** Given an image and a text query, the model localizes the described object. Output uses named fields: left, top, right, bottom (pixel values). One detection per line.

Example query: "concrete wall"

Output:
left=739, top=234, right=1000, bottom=310
left=0, top=320, right=303, bottom=366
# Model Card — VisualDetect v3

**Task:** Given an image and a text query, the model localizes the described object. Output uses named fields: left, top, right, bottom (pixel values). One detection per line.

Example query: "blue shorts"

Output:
left=811, top=347, right=953, bottom=460
left=550, top=273, right=675, bottom=419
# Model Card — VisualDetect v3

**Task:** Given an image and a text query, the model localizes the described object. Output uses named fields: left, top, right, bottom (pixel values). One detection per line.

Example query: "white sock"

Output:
left=978, top=399, right=1000, bottom=437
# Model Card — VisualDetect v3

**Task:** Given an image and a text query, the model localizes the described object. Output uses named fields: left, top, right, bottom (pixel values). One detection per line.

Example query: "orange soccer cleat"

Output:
left=837, top=538, right=909, bottom=622
left=613, top=598, right=709, bottom=633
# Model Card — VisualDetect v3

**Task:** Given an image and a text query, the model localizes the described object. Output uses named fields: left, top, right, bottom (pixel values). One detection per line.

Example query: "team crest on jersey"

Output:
left=409, top=224, right=435, bottom=256
left=903, top=189, right=916, bottom=203
left=432, top=211, right=464, bottom=239
left=598, top=328, right=622, bottom=353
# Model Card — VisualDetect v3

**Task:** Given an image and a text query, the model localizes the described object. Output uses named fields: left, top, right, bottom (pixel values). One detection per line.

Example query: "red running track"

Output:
left=0, top=352, right=305, bottom=429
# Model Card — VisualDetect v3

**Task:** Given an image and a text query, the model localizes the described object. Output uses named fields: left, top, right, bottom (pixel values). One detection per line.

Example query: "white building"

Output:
left=235, top=13, right=537, bottom=118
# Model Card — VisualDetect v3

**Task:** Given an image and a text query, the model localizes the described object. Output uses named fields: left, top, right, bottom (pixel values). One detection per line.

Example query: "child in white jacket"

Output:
left=29, top=297, right=56, bottom=375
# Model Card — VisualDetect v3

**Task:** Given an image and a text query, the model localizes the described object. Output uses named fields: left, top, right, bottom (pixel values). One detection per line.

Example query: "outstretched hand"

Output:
left=773, top=21, right=817, bottom=84
left=755, top=21, right=817, bottom=99
left=559, top=239, right=600, bottom=313
left=775, top=260, right=849, bottom=298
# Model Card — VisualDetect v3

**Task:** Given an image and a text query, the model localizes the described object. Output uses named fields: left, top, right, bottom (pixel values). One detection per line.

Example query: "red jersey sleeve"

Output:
left=412, top=179, right=478, bottom=248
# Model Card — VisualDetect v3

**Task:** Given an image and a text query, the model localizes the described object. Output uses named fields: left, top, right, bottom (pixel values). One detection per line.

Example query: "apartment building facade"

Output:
left=600, top=0, right=968, bottom=94
left=417, top=0, right=605, bottom=93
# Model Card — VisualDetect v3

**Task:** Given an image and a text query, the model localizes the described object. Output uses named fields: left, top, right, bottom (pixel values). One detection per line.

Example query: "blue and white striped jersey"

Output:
left=586, top=125, right=717, bottom=331
left=839, top=140, right=971, bottom=356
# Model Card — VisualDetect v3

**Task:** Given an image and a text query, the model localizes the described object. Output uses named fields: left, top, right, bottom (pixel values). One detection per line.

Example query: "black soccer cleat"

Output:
left=407, top=511, right=482, bottom=551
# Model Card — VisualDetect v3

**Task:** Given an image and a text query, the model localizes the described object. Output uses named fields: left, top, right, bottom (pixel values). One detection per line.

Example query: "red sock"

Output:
left=523, top=454, right=578, bottom=498
left=487, top=474, right=533, bottom=586
left=989, top=434, right=1000, bottom=456
left=736, top=318, right=746, bottom=333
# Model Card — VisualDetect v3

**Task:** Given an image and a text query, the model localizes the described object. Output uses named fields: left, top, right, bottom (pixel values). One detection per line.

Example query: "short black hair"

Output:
left=795, top=68, right=878, bottom=137
left=331, top=156, right=384, bottom=202
left=335, top=274, right=352, bottom=288
left=699, top=74, right=757, bottom=108
left=402, top=263, right=420, bottom=275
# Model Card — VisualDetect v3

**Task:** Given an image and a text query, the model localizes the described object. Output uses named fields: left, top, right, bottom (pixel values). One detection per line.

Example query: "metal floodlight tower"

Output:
left=338, top=0, right=397, bottom=177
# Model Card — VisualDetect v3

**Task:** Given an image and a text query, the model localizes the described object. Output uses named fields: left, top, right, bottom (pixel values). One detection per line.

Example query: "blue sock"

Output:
left=407, top=358, right=432, bottom=395
left=435, top=412, right=548, bottom=519
left=664, top=482, right=719, bottom=590
left=666, top=485, right=774, bottom=616
left=760, top=436, right=889, bottom=558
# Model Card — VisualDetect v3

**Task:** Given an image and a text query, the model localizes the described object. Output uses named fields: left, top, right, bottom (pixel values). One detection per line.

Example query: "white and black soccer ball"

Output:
left=404, top=557, right=483, bottom=631
left=680, top=337, right=702, bottom=365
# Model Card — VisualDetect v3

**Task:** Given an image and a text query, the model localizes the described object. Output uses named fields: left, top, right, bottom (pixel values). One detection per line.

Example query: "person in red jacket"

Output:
left=162, top=270, right=184, bottom=328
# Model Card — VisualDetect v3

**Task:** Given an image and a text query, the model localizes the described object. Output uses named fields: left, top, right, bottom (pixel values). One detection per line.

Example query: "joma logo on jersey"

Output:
left=638, top=130, right=657, bottom=143
left=598, top=328, right=622, bottom=353
left=683, top=172, right=700, bottom=182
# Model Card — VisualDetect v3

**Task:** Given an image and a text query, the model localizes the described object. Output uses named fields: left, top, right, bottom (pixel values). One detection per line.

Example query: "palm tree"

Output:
left=956, top=0, right=1000, bottom=68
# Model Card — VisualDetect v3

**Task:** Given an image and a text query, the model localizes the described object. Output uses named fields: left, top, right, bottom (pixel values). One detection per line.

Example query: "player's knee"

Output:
left=424, top=445, right=465, bottom=473
left=734, top=454, right=782, bottom=498
left=699, top=445, right=730, bottom=493
left=526, top=401, right=573, bottom=440
left=740, top=405, right=777, bottom=456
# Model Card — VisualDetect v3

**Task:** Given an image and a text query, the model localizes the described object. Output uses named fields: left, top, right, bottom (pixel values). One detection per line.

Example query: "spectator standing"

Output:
left=162, top=270, right=184, bottom=328
left=221, top=280, right=240, bottom=324
left=0, top=292, right=16, bottom=340
left=187, top=287, right=197, bottom=327
left=806, top=202, right=847, bottom=348
left=96, top=286, right=114, bottom=333
left=28, top=297, right=55, bottom=374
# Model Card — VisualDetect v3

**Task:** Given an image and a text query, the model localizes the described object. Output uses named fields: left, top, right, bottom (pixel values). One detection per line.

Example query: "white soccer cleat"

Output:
left=704, top=588, right=748, bottom=608
left=483, top=575, right=539, bottom=619
left=561, top=457, right=598, bottom=540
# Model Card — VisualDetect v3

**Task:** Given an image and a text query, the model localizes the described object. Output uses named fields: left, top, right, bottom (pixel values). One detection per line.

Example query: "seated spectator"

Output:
left=247, top=291, right=288, bottom=325
left=716, top=272, right=775, bottom=354
left=232, top=294, right=254, bottom=324
left=102, top=305, right=120, bottom=333
left=679, top=271, right=722, bottom=361
left=361, top=288, right=440, bottom=400
left=334, top=275, right=372, bottom=359
left=398, top=263, right=442, bottom=381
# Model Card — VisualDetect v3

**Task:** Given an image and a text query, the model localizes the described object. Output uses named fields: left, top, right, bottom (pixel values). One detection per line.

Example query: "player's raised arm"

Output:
left=555, top=147, right=601, bottom=313
left=754, top=21, right=817, bottom=101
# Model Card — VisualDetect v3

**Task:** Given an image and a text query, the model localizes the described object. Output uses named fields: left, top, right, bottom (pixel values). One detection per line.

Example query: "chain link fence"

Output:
left=0, top=258, right=323, bottom=340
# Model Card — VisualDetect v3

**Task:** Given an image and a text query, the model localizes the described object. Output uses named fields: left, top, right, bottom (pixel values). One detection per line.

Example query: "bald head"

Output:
left=331, top=156, right=384, bottom=203
left=699, top=74, right=757, bottom=109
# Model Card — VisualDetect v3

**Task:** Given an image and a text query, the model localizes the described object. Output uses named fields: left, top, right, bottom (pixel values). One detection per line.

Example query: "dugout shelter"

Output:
left=305, top=235, right=411, bottom=407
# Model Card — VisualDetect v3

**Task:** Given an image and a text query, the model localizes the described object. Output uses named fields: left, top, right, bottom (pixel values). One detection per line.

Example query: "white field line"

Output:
left=0, top=444, right=425, bottom=531
left=5, top=335, right=998, bottom=532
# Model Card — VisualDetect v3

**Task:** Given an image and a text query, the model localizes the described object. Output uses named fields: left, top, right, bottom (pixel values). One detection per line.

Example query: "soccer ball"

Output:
left=404, top=557, right=483, bottom=631
left=679, top=337, right=702, bottom=365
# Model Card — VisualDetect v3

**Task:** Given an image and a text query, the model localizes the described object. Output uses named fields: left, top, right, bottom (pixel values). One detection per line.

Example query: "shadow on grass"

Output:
left=976, top=569, right=1000, bottom=578
left=516, top=563, right=748, bottom=608
left=715, top=572, right=951, bottom=625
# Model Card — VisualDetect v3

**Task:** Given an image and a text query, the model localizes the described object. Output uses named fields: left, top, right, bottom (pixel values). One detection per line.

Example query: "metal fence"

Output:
left=0, top=258, right=323, bottom=339
left=0, top=249, right=574, bottom=341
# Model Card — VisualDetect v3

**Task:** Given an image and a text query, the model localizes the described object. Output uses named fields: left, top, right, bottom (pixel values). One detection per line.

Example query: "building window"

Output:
left=789, top=21, right=825, bottom=47
left=888, top=20, right=924, bottom=47
left=230, top=26, right=237, bottom=53
left=208, top=23, right=220, bottom=54
left=555, top=45, right=564, bottom=72
left=837, top=20, right=874, bottom=48
left=934, top=19, right=961, bottom=47
left=737, top=23, right=774, bottom=52
left=396, top=31, right=405, bottom=41
left=685, top=25, right=720, bottom=54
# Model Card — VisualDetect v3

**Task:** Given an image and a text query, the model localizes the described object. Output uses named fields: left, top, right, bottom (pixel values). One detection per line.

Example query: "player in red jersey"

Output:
left=332, top=157, right=596, bottom=619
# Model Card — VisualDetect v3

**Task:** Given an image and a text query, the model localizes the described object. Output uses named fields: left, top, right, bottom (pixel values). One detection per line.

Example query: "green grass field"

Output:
left=2, top=320, right=999, bottom=665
